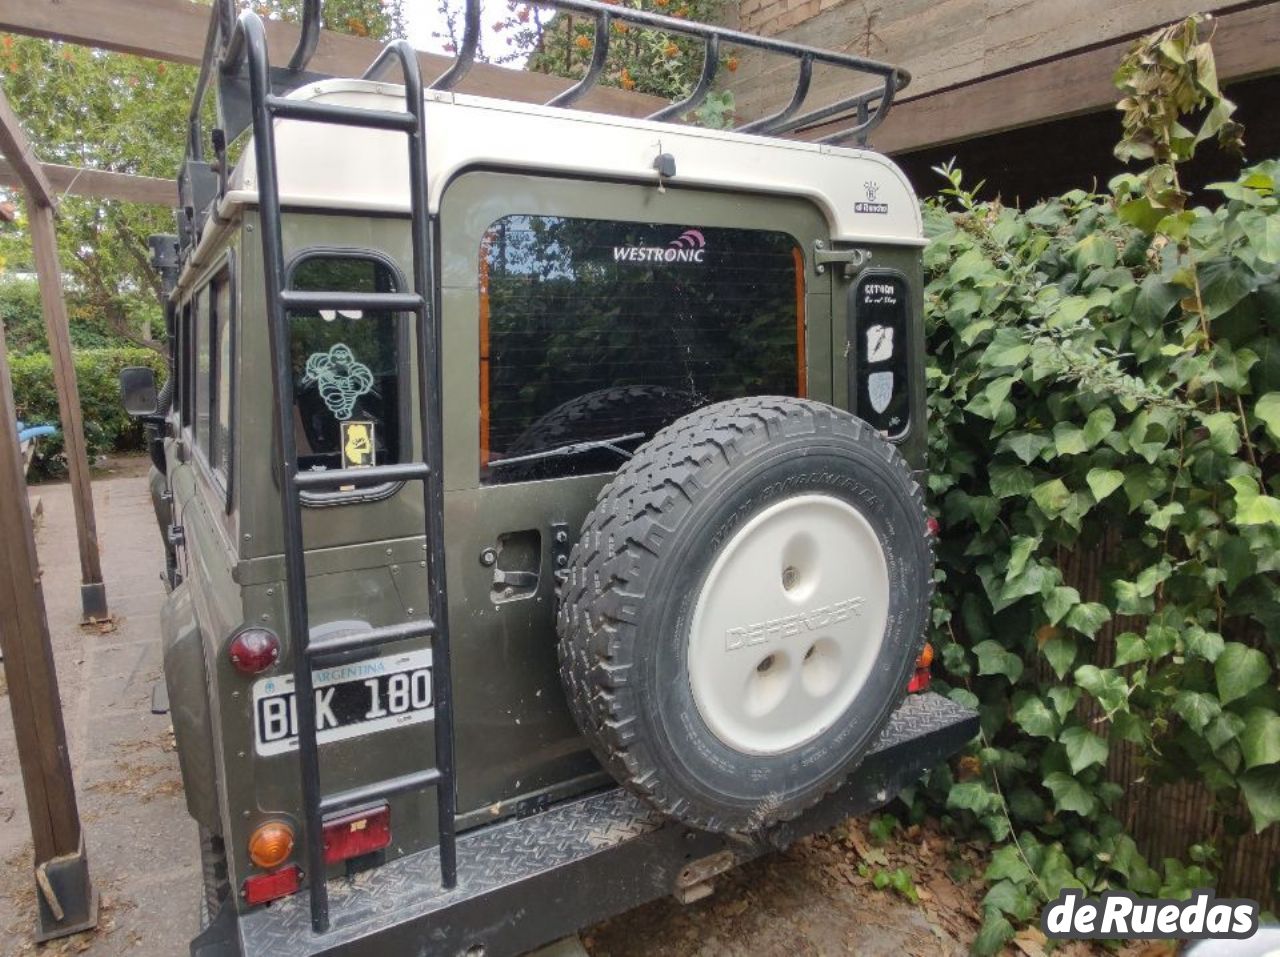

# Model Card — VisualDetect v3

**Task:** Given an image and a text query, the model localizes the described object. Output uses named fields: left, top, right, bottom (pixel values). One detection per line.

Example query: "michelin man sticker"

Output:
left=300, top=343, right=374, bottom=420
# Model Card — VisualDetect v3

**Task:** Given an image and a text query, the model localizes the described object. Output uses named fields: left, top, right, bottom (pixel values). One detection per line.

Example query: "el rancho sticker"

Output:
left=854, top=180, right=889, bottom=215
left=341, top=420, right=376, bottom=469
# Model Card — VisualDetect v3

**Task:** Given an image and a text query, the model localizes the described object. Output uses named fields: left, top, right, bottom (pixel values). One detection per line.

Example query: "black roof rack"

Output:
left=176, top=0, right=908, bottom=255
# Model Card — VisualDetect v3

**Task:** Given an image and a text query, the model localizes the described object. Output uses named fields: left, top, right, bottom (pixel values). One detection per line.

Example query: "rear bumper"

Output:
left=193, top=692, right=976, bottom=957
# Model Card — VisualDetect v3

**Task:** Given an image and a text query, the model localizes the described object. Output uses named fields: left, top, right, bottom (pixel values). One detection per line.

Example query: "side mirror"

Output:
left=119, top=366, right=159, bottom=418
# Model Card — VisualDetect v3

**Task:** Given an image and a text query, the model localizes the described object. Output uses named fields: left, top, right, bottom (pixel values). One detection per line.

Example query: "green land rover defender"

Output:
left=119, top=0, right=977, bottom=952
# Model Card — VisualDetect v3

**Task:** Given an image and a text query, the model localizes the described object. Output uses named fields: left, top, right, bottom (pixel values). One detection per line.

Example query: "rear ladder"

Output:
left=220, top=14, right=458, bottom=933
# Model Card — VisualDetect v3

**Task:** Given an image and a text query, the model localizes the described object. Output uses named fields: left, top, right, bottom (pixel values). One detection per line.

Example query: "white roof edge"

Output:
left=225, top=78, right=926, bottom=246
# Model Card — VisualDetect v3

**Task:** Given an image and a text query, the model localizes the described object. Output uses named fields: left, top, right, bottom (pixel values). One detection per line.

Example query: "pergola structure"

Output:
left=0, top=83, right=99, bottom=941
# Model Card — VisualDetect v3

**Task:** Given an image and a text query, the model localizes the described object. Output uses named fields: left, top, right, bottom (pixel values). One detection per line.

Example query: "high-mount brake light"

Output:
left=323, top=804, right=392, bottom=866
left=242, top=865, right=301, bottom=906
left=228, top=626, right=280, bottom=675
left=248, top=820, right=295, bottom=870
left=907, top=642, right=934, bottom=693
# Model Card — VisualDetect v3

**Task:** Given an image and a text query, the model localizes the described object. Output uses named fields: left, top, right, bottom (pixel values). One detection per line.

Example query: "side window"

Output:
left=194, top=287, right=212, bottom=454
left=178, top=301, right=193, bottom=428
left=211, top=268, right=233, bottom=481
left=288, top=254, right=404, bottom=474
left=479, top=216, right=804, bottom=484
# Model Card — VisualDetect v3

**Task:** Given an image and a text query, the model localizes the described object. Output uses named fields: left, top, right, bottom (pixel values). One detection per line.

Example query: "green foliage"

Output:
left=9, top=348, right=167, bottom=475
left=433, top=0, right=737, bottom=126
left=921, top=16, right=1279, bottom=946
left=0, top=280, right=141, bottom=355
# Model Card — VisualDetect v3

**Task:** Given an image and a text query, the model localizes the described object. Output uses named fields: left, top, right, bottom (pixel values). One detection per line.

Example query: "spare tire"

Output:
left=557, top=396, right=932, bottom=833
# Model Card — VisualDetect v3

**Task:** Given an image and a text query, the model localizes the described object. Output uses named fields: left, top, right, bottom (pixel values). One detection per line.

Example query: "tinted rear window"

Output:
left=289, top=255, right=404, bottom=474
left=481, top=216, right=804, bottom=483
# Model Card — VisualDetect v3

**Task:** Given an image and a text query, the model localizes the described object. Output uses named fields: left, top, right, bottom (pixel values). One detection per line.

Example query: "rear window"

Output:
left=480, top=216, right=804, bottom=484
left=288, top=255, right=405, bottom=475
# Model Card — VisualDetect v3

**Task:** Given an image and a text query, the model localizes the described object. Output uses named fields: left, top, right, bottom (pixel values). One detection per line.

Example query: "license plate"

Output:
left=252, top=648, right=433, bottom=756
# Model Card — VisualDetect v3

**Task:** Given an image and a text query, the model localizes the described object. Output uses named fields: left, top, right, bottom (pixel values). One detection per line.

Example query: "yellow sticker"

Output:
left=341, top=420, right=376, bottom=469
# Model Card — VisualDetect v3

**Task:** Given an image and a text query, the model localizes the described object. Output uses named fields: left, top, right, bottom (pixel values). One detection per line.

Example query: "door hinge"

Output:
left=813, top=241, right=871, bottom=279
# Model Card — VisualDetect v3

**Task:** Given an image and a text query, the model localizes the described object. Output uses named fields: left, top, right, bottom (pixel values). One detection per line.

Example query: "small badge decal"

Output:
left=868, top=372, right=894, bottom=413
left=854, top=180, right=890, bottom=215
left=866, top=324, right=895, bottom=362
left=341, top=420, right=376, bottom=469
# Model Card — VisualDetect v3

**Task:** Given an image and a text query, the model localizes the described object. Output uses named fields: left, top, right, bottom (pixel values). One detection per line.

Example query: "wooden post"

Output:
left=0, top=87, right=107, bottom=619
left=0, top=317, right=98, bottom=941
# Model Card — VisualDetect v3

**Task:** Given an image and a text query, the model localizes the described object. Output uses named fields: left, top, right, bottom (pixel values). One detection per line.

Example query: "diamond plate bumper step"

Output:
left=195, top=693, right=975, bottom=957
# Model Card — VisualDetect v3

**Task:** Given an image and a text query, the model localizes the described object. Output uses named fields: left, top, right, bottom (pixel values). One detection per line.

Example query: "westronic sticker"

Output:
left=1041, top=889, right=1259, bottom=941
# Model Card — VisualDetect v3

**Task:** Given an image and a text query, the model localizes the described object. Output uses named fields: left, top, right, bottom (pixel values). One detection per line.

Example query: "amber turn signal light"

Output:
left=248, top=820, right=295, bottom=870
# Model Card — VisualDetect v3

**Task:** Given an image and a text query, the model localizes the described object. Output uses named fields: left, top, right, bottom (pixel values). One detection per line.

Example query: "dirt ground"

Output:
left=0, top=457, right=1124, bottom=957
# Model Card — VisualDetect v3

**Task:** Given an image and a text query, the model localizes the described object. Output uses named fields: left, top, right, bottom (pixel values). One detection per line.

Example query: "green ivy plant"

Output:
left=916, top=15, right=1279, bottom=952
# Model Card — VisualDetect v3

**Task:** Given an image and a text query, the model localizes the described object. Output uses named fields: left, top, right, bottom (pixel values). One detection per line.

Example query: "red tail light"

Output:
left=228, top=627, right=280, bottom=675
left=323, top=804, right=391, bottom=866
left=242, top=865, right=301, bottom=906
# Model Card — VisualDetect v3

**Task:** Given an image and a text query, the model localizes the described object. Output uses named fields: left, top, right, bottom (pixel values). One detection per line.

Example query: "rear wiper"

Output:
left=488, top=433, right=646, bottom=469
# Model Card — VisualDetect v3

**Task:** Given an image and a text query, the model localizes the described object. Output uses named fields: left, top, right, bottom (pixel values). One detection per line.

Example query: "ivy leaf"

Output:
left=1227, top=475, right=1280, bottom=527
left=1114, top=632, right=1150, bottom=666
left=1032, top=478, right=1072, bottom=515
left=1013, top=696, right=1059, bottom=738
left=1065, top=602, right=1111, bottom=639
left=1002, top=432, right=1051, bottom=465
left=1255, top=393, right=1280, bottom=443
left=1075, top=665, right=1129, bottom=715
left=1185, top=627, right=1226, bottom=662
left=1205, top=712, right=1246, bottom=751
left=984, top=880, right=1036, bottom=921
left=948, top=781, right=999, bottom=815
left=990, top=463, right=1037, bottom=499
left=1053, top=422, right=1087, bottom=456
left=1173, top=690, right=1221, bottom=732
left=1061, top=726, right=1109, bottom=773
left=1047, top=687, right=1080, bottom=722
left=972, top=912, right=1016, bottom=957
left=1043, top=771, right=1099, bottom=816
left=1240, top=708, right=1280, bottom=769
left=1148, top=502, right=1185, bottom=531
left=1006, top=535, right=1041, bottom=582
left=1071, top=233, right=1119, bottom=270
left=1042, top=636, right=1078, bottom=680
left=1215, top=642, right=1271, bottom=704
left=1122, top=464, right=1168, bottom=512
left=1086, top=468, right=1125, bottom=502
left=1083, top=406, right=1117, bottom=448
left=974, top=640, right=1025, bottom=684
left=1240, top=767, right=1280, bottom=832
left=1044, top=585, right=1080, bottom=626
left=985, top=845, right=1032, bottom=884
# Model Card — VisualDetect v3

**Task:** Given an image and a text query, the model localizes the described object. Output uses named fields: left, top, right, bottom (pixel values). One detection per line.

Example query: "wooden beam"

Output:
left=0, top=88, right=55, bottom=207
left=0, top=86, right=107, bottom=617
left=858, top=0, right=1280, bottom=154
left=10, top=161, right=174, bottom=207
left=0, top=0, right=667, bottom=119
left=0, top=158, right=177, bottom=207
left=0, top=317, right=97, bottom=939
left=27, top=200, right=109, bottom=619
